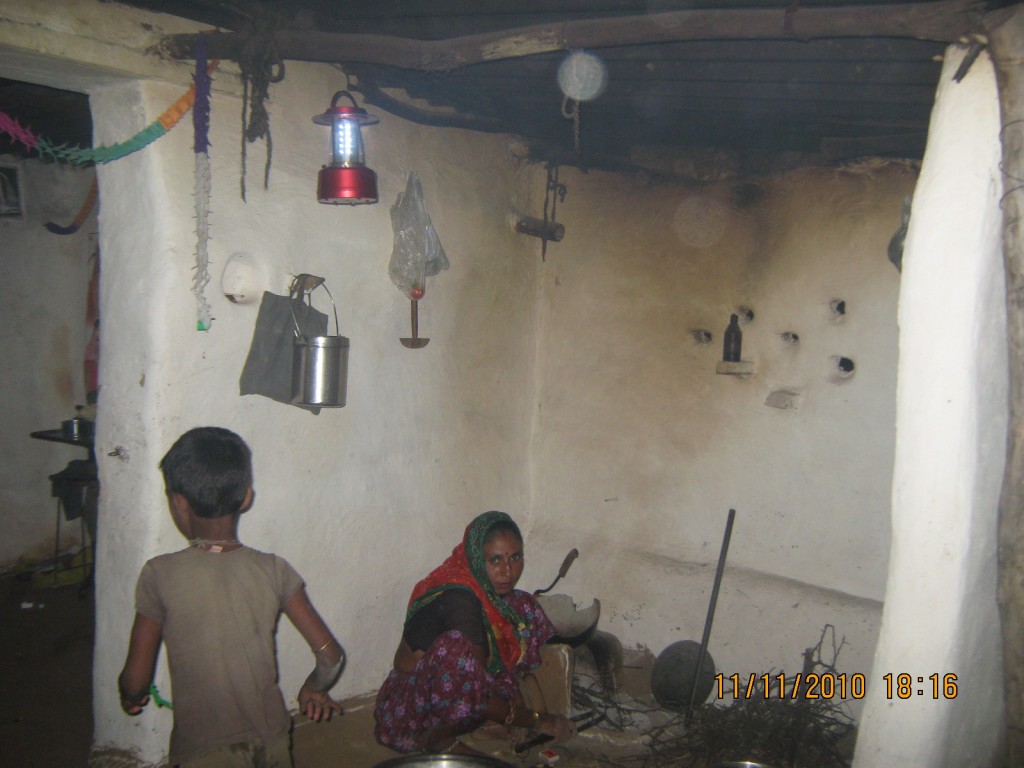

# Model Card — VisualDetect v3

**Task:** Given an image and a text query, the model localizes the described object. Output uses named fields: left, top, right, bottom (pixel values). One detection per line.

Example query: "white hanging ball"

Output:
left=557, top=51, right=608, bottom=102
left=221, top=251, right=269, bottom=304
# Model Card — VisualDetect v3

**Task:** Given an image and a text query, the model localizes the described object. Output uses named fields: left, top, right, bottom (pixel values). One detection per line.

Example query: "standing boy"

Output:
left=118, top=426, right=344, bottom=767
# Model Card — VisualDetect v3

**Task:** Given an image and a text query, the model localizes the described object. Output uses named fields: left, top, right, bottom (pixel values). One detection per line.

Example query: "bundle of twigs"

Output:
left=572, top=675, right=662, bottom=732
left=571, top=626, right=856, bottom=768
left=640, top=694, right=855, bottom=768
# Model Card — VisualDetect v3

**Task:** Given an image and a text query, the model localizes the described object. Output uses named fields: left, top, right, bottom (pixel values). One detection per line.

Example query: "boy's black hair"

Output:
left=159, top=427, right=253, bottom=519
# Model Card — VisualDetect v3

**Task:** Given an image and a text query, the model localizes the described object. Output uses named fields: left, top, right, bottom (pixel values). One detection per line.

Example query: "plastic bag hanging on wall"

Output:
left=388, top=172, right=449, bottom=299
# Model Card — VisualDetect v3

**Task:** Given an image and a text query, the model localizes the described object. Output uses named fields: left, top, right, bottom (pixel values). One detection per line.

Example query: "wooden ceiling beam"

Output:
left=378, top=88, right=932, bottom=126
left=158, top=0, right=984, bottom=69
left=390, top=78, right=937, bottom=113
left=452, top=58, right=942, bottom=85
left=296, top=0, right=923, bottom=22
left=511, top=101, right=930, bottom=125
left=584, top=37, right=947, bottom=62
left=820, top=132, right=926, bottom=159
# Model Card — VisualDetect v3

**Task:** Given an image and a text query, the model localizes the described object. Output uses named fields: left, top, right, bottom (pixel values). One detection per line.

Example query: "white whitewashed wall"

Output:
left=855, top=47, right=1006, bottom=768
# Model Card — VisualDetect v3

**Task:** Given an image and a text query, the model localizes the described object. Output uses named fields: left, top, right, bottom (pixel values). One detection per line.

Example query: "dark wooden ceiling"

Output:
left=4, top=1, right=1011, bottom=172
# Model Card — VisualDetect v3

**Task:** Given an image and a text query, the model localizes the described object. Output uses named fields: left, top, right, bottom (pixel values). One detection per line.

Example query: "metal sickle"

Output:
left=534, top=548, right=579, bottom=596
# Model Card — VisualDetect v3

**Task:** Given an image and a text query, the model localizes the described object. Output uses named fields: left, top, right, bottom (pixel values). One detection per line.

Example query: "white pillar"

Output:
left=854, top=46, right=1007, bottom=768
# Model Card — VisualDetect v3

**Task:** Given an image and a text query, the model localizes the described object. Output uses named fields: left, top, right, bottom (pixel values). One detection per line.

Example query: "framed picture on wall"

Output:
left=0, top=164, right=25, bottom=220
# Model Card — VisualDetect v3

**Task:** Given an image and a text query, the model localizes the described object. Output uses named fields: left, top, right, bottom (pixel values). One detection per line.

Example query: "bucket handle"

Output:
left=289, top=274, right=340, bottom=339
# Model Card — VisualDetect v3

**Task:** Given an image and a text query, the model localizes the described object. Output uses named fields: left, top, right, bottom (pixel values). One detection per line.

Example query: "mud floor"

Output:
left=0, top=571, right=656, bottom=768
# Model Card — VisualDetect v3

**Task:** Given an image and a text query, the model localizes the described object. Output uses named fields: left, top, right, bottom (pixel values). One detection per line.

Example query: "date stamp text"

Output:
left=714, top=672, right=958, bottom=700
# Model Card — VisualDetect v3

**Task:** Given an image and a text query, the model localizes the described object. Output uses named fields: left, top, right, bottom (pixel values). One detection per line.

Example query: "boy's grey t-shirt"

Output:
left=135, top=546, right=304, bottom=764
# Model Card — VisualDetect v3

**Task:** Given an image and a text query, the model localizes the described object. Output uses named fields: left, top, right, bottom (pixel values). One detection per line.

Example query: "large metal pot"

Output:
left=373, top=756, right=514, bottom=768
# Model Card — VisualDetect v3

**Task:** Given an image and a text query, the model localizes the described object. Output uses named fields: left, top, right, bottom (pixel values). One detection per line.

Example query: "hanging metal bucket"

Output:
left=290, top=275, right=349, bottom=408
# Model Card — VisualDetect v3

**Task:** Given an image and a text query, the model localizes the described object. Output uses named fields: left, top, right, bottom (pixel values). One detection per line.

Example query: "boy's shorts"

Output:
left=178, top=733, right=292, bottom=768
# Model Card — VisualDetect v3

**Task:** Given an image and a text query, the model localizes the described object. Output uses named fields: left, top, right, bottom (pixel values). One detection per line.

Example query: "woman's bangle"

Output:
left=532, top=710, right=541, bottom=727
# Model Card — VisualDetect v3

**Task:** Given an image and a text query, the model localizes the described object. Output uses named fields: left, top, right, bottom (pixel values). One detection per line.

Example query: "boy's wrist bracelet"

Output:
left=304, top=657, right=342, bottom=692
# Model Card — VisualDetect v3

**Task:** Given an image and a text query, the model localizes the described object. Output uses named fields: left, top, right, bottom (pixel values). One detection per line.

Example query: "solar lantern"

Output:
left=312, top=90, right=379, bottom=205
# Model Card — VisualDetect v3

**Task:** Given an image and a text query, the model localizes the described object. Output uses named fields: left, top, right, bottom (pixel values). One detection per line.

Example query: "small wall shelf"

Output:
left=716, top=360, right=755, bottom=375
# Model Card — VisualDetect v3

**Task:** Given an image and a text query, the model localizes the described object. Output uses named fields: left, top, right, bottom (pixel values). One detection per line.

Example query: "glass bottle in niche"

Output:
left=723, top=314, right=742, bottom=362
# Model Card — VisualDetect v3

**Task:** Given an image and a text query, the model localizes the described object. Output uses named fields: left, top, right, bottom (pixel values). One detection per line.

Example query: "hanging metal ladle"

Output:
left=400, top=299, right=429, bottom=348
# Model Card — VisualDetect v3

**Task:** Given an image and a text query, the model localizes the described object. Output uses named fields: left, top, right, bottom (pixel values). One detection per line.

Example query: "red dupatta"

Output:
left=406, top=511, right=526, bottom=674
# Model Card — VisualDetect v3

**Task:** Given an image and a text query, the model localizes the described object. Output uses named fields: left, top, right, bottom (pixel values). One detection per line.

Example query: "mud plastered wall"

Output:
left=0, top=158, right=97, bottom=566
left=527, top=160, right=914, bottom=709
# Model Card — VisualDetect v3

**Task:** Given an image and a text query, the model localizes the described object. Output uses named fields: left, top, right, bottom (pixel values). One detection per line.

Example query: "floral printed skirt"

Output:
left=373, top=631, right=516, bottom=753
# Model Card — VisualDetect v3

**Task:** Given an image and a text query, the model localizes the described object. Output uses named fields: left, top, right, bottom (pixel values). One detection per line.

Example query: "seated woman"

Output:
left=374, top=510, right=577, bottom=754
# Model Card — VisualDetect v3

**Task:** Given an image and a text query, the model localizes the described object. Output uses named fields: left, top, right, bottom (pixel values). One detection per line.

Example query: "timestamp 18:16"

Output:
left=883, top=673, right=958, bottom=699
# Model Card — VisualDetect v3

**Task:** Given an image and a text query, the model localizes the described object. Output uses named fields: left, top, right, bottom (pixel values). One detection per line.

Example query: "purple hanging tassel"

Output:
left=192, top=34, right=214, bottom=330
left=193, top=35, right=211, bottom=155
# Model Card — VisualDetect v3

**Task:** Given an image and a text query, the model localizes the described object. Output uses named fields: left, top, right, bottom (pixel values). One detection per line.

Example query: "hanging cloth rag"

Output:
left=239, top=290, right=328, bottom=414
